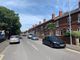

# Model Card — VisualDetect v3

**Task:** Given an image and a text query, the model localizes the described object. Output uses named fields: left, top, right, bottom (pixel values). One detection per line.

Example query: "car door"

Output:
left=45, top=37, right=51, bottom=45
left=43, top=37, right=48, bottom=44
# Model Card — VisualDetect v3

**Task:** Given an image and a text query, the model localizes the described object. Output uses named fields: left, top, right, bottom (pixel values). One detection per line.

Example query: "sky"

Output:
left=0, top=0, right=79, bottom=32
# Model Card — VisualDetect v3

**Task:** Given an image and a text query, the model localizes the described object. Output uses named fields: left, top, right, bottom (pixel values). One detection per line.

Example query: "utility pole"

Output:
left=68, top=0, right=72, bottom=45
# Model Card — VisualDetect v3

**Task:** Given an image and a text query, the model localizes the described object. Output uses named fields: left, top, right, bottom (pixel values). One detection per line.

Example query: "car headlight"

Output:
left=53, top=42, right=57, bottom=43
left=53, top=42, right=60, bottom=44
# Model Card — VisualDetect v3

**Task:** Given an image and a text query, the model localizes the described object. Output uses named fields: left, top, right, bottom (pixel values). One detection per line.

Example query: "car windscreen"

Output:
left=49, top=36, right=64, bottom=42
left=32, top=35, right=37, bottom=37
left=11, top=36, right=17, bottom=38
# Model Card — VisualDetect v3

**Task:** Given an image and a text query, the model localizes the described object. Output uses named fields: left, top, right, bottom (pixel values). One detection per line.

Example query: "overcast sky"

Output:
left=0, top=0, right=79, bottom=32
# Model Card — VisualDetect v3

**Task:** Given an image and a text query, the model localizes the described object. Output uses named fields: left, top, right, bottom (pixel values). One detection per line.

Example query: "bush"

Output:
left=72, top=31, right=80, bottom=38
left=64, top=32, right=70, bottom=37
left=64, top=31, right=80, bottom=38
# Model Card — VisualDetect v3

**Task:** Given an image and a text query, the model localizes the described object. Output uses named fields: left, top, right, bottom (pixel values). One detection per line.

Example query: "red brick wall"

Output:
left=58, top=36, right=76, bottom=45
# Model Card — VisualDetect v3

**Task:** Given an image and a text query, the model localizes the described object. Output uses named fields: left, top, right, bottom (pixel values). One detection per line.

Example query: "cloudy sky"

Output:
left=0, top=0, right=79, bottom=32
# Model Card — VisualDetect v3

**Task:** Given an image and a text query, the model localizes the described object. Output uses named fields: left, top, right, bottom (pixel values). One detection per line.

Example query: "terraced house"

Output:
left=28, top=2, right=80, bottom=45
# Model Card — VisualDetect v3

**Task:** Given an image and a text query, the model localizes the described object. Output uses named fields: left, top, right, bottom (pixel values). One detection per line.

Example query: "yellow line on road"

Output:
left=0, top=55, right=4, bottom=60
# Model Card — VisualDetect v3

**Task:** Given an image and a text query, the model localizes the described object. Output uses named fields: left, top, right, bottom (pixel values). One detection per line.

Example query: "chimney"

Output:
left=52, top=13, right=55, bottom=19
left=59, top=10, right=62, bottom=17
left=32, top=25, right=35, bottom=28
left=35, top=24, right=37, bottom=26
left=39, top=21, right=41, bottom=24
left=32, top=25, right=34, bottom=28
left=43, top=19, right=46, bottom=23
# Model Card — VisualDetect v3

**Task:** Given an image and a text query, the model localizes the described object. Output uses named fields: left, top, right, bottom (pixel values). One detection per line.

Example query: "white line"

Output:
left=0, top=55, right=4, bottom=60
left=27, top=41, right=39, bottom=51
left=31, top=45, right=39, bottom=51
left=66, top=48, right=80, bottom=54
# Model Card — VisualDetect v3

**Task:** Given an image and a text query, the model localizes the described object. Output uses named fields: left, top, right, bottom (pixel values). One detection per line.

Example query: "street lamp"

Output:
left=68, top=0, right=72, bottom=45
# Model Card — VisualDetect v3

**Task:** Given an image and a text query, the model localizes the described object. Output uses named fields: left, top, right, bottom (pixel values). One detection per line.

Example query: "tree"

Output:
left=0, top=6, right=21, bottom=36
left=47, top=23, right=56, bottom=36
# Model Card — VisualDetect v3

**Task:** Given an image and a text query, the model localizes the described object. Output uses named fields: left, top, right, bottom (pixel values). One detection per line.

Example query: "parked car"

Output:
left=42, top=36, right=66, bottom=48
left=31, top=35, right=39, bottom=40
left=0, top=30, right=6, bottom=40
left=19, top=36, right=22, bottom=39
left=22, top=34, right=27, bottom=36
left=28, top=34, right=33, bottom=39
left=9, top=35, right=20, bottom=44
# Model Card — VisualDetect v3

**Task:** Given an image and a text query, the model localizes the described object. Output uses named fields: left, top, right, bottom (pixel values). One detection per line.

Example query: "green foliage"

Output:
left=0, top=6, right=21, bottom=35
left=72, top=31, right=80, bottom=38
left=64, top=31, right=80, bottom=38
left=64, top=32, right=70, bottom=37
left=47, top=23, right=56, bottom=30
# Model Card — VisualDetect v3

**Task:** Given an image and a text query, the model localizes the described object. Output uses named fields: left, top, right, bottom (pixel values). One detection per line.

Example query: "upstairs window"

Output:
left=67, top=17, right=72, bottom=25
left=78, top=14, right=80, bottom=23
left=56, top=21, right=59, bottom=27
left=67, top=17, right=69, bottom=25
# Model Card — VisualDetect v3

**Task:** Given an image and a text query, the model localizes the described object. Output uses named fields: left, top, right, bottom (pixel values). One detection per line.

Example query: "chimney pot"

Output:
left=43, top=19, right=46, bottom=23
left=39, top=21, right=41, bottom=24
left=52, top=13, right=55, bottom=19
left=59, top=10, right=62, bottom=17
left=32, top=25, right=34, bottom=27
left=35, top=24, right=37, bottom=26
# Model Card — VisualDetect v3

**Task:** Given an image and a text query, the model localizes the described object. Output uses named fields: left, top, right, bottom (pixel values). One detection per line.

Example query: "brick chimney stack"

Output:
left=52, top=13, right=55, bottom=19
left=59, top=10, right=62, bottom=17
left=43, top=19, right=46, bottom=23
left=39, top=21, right=41, bottom=24
left=32, top=25, right=35, bottom=28
left=35, top=24, right=37, bottom=26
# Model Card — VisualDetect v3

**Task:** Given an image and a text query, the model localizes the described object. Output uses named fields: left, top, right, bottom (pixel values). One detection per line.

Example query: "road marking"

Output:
left=31, top=44, right=39, bottom=51
left=66, top=48, right=80, bottom=54
left=0, top=55, right=4, bottom=60
left=27, top=41, right=39, bottom=51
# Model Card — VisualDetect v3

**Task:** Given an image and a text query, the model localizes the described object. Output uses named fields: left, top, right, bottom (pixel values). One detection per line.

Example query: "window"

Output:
left=78, top=14, right=80, bottom=23
left=55, top=30, right=60, bottom=36
left=67, top=17, right=69, bottom=25
left=67, top=17, right=72, bottom=25
left=56, top=21, right=59, bottom=27
left=77, top=27, right=80, bottom=31
left=66, top=27, right=70, bottom=32
left=41, top=26, right=43, bottom=30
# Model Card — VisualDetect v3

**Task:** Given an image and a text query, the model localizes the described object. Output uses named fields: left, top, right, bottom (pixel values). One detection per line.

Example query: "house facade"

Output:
left=28, top=2, right=80, bottom=45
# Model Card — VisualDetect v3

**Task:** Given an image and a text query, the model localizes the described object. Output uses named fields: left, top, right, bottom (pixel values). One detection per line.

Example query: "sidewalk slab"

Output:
left=66, top=44, right=80, bottom=52
left=0, top=40, right=9, bottom=53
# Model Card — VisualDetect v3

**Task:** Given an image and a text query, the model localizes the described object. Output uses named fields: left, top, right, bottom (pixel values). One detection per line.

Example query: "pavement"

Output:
left=0, top=40, right=9, bottom=53
left=66, top=44, right=80, bottom=52
left=0, top=37, right=80, bottom=60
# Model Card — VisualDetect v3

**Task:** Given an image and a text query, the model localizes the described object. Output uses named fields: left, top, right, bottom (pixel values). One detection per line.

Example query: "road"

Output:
left=0, top=36, right=80, bottom=60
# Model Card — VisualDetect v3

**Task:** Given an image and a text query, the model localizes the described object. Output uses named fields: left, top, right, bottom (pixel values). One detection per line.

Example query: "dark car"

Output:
left=42, top=36, right=66, bottom=48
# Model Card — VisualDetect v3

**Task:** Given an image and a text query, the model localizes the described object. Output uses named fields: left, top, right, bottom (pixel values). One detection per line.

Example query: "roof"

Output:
left=28, top=8, right=80, bottom=31
left=55, top=8, right=80, bottom=20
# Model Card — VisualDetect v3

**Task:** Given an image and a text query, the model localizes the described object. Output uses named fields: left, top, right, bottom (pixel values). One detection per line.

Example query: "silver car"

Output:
left=9, top=35, right=20, bottom=44
left=31, top=35, right=39, bottom=40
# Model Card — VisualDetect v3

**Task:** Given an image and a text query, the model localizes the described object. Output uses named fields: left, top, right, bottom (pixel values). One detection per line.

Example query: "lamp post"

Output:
left=68, top=0, right=72, bottom=45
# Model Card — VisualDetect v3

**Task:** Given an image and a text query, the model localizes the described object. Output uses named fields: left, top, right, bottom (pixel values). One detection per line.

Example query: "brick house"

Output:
left=28, top=2, right=80, bottom=45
